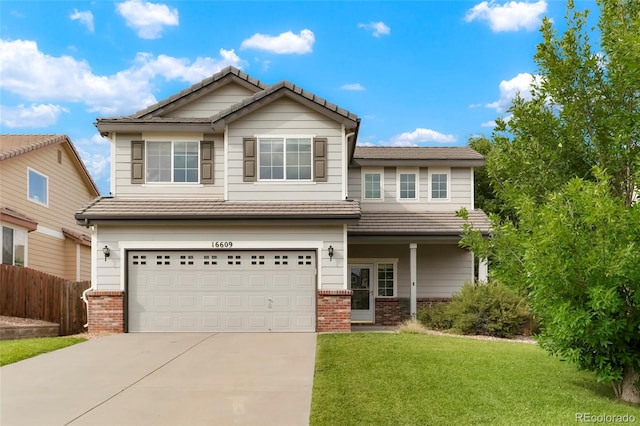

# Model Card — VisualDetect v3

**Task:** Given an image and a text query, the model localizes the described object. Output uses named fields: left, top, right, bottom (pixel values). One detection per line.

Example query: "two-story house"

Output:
left=1, top=135, right=100, bottom=281
left=76, top=67, right=489, bottom=333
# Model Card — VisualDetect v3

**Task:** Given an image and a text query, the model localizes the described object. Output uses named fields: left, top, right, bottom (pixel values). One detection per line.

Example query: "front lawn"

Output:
left=0, top=336, right=86, bottom=366
left=310, top=333, right=640, bottom=425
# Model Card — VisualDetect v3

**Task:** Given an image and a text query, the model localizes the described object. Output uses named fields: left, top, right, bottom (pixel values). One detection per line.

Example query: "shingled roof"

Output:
left=0, top=134, right=100, bottom=196
left=352, top=146, right=485, bottom=167
left=76, top=198, right=361, bottom=223
left=348, top=210, right=490, bottom=237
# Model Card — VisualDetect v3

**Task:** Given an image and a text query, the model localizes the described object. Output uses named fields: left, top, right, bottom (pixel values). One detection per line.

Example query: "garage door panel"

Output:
left=128, top=250, right=316, bottom=332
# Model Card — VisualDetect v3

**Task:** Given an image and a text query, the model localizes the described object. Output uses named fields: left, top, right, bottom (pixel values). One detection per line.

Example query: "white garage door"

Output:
left=128, top=250, right=316, bottom=332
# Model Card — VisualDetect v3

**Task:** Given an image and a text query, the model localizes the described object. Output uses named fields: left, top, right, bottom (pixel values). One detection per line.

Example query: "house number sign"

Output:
left=212, top=241, right=233, bottom=248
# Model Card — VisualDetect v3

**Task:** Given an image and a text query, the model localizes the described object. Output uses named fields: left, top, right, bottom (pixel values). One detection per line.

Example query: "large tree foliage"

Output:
left=463, top=0, right=640, bottom=403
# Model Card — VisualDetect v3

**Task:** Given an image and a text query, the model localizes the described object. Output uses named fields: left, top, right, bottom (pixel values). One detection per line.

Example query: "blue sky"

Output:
left=0, top=0, right=599, bottom=195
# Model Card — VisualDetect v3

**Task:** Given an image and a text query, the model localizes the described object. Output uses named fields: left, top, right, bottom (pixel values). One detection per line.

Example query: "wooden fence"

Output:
left=0, top=265, right=91, bottom=335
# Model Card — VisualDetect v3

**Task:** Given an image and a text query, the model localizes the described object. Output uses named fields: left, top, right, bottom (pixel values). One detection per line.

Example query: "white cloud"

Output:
left=116, top=0, right=179, bottom=39
left=341, top=83, right=365, bottom=91
left=70, top=9, right=94, bottom=33
left=465, top=1, right=547, bottom=32
left=359, top=21, right=391, bottom=37
left=0, top=39, right=246, bottom=115
left=0, top=104, right=68, bottom=128
left=486, top=72, right=539, bottom=112
left=481, top=120, right=496, bottom=128
left=389, top=128, right=457, bottom=146
left=240, top=29, right=315, bottom=54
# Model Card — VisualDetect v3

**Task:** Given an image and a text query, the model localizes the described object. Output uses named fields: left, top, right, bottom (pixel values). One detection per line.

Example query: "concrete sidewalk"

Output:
left=0, top=333, right=317, bottom=426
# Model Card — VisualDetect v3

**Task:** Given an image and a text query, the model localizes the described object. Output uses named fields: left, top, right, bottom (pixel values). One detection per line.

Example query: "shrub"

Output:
left=398, top=319, right=429, bottom=334
left=418, top=281, right=533, bottom=338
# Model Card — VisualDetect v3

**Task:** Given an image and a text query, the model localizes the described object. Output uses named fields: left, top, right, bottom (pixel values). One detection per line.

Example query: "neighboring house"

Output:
left=0, top=135, right=100, bottom=281
left=76, top=67, right=490, bottom=333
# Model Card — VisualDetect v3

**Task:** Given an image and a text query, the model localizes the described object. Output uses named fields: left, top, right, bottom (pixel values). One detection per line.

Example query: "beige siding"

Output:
left=0, top=144, right=96, bottom=280
left=349, top=243, right=472, bottom=298
left=348, top=166, right=474, bottom=212
left=113, top=133, right=225, bottom=199
left=164, top=84, right=257, bottom=118
left=227, top=98, right=344, bottom=201
left=95, top=224, right=346, bottom=291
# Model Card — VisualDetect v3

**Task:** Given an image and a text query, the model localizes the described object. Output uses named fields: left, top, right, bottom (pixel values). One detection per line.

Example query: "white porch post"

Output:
left=410, top=243, right=417, bottom=319
left=478, top=257, right=489, bottom=282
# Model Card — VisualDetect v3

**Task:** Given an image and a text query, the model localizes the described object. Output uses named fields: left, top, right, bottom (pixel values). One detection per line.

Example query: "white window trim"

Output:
left=361, top=167, right=384, bottom=202
left=396, top=167, right=419, bottom=202
left=256, top=135, right=315, bottom=182
left=428, top=167, right=451, bottom=202
left=348, top=258, right=398, bottom=298
left=145, top=140, right=201, bottom=184
left=1, top=223, right=28, bottom=267
left=27, top=167, right=49, bottom=207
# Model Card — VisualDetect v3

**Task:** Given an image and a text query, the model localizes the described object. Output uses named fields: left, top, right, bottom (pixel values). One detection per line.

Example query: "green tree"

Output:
left=462, top=0, right=640, bottom=404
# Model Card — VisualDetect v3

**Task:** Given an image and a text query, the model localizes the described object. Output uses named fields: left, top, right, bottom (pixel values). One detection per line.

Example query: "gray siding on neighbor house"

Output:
left=95, top=224, right=347, bottom=291
left=226, top=97, right=345, bottom=201
left=349, top=243, right=473, bottom=298
left=348, top=166, right=474, bottom=211
left=164, top=84, right=258, bottom=118
left=112, top=132, right=225, bottom=199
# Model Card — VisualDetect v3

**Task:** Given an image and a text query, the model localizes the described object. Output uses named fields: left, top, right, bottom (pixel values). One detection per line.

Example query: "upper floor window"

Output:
left=147, top=141, right=199, bottom=183
left=2, top=226, right=26, bottom=267
left=362, top=168, right=383, bottom=200
left=429, top=168, right=449, bottom=200
left=27, top=168, right=48, bottom=206
left=397, top=168, right=418, bottom=200
left=259, top=137, right=312, bottom=180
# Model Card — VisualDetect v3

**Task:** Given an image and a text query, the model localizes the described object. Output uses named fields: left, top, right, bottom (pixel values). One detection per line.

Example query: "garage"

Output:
left=127, top=250, right=317, bottom=332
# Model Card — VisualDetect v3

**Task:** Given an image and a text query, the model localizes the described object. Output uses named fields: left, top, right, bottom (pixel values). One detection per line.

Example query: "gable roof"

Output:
left=352, top=146, right=484, bottom=167
left=94, top=66, right=360, bottom=139
left=0, top=134, right=100, bottom=196
left=210, top=80, right=360, bottom=131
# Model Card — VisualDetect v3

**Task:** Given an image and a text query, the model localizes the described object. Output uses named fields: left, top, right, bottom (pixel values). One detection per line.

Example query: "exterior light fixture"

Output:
left=102, top=246, right=111, bottom=261
left=328, top=245, right=334, bottom=261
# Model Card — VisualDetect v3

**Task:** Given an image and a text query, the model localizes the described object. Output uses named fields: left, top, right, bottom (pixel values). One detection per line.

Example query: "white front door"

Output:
left=349, top=264, right=374, bottom=322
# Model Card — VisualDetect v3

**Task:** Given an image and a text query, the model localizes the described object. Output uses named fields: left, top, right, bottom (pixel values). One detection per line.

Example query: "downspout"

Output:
left=344, top=131, right=355, bottom=200
left=81, top=224, right=97, bottom=328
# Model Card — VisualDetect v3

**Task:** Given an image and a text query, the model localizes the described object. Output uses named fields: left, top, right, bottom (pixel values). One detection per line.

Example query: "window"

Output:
left=397, top=169, right=418, bottom=200
left=146, top=141, right=199, bottom=183
left=2, top=226, right=26, bottom=267
left=362, top=168, right=383, bottom=200
left=429, top=169, right=449, bottom=200
left=259, top=137, right=312, bottom=180
left=377, top=263, right=395, bottom=297
left=28, top=168, right=48, bottom=206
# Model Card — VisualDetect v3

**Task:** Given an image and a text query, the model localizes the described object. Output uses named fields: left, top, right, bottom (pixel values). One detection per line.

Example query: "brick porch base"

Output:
left=317, top=290, right=352, bottom=332
left=86, top=291, right=125, bottom=333
left=375, top=297, right=451, bottom=325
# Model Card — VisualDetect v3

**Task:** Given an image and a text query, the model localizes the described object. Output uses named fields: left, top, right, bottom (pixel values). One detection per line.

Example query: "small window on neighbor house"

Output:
left=2, top=226, right=26, bottom=267
left=363, top=172, right=382, bottom=200
left=377, top=263, right=395, bottom=297
left=399, top=173, right=417, bottom=200
left=28, top=168, right=48, bottom=206
left=431, top=173, right=448, bottom=200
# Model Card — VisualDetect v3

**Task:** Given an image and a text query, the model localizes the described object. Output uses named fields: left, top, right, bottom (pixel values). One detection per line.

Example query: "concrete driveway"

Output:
left=0, top=333, right=317, bottom=426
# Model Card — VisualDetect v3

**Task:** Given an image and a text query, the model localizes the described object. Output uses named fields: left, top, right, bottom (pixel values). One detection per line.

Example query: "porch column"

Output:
left=478, top=257, right=488, bottom=282
left=410, top=243, right=417, bottom=319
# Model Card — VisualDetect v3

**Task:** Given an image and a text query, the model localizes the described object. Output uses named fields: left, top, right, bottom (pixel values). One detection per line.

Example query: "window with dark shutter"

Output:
left=131, top=140, right=145, bottom=184
left=243, top=138, right=257, bottom=182
left=313, top=137, right=327, bottom=182
left=200, top=141, right=214, bottom=184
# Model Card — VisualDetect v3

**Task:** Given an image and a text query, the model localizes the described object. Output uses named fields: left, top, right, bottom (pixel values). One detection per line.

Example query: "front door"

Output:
left=349, top=264, right=374, bottom=322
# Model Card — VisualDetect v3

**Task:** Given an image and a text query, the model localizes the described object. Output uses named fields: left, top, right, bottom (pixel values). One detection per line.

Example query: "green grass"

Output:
left=0, top=336, right=86, bottom=366
left=310, top=333, right=640, bottom=426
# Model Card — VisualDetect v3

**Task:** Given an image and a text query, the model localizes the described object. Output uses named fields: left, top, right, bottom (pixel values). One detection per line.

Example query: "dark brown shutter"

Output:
left=200, top=141, right=214, bottom=184
left=131, top=140, right=145, bottom=184
left=243, top=138, right=257, bottom=182
left=313, top=137, right=328, bottom=182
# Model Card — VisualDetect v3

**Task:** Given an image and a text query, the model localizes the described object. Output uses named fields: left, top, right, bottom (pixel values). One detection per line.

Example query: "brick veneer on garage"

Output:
left=375, top=297, right=452, bottom=325
left=317, top=290, right=352, bottom=332
left=86, top=291, right=125, bottom=333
